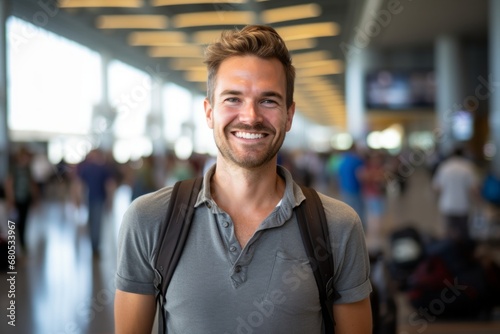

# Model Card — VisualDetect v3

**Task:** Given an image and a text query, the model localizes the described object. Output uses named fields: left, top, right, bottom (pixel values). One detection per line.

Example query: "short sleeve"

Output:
left=320, top=194, right=372, bottom=304
left=115, top=188, right=172, bottom=294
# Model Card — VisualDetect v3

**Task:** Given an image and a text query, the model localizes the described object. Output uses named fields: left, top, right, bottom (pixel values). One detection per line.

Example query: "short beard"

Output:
left=215, top=123, right=284, bottom=169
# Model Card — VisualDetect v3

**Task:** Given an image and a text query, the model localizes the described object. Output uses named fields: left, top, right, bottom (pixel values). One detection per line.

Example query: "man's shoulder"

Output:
left=315, top=191, right=361, bottom=229
left=124, top=186, right=174, bottom=226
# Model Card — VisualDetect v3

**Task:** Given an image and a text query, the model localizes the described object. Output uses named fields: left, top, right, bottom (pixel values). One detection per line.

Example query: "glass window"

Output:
left=162, top=83, right=192, bottom=144
left=108, top=60, right=151, bottom=139
left=7, top=17, right=101, bottom=136
left=193, top=95, right=217, bottom=155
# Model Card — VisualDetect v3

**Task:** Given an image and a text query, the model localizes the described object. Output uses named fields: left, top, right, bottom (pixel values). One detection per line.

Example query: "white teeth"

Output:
left=235, top=132, right=264, bottom=139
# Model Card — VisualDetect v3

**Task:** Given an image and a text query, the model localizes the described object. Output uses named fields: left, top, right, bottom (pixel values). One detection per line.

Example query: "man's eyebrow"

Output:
left=261, top=91, right=284, bottom=100
left=220, top=89, right=242, bottom=96
left=218, top=90, right=284, bottom=100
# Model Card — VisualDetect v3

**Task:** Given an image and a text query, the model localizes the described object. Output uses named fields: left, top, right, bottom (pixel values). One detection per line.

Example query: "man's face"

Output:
left=204, top=55, right=295, bottom=169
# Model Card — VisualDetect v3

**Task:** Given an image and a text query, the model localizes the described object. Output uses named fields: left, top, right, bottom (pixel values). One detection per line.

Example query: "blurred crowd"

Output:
left=1, top=143, right=500, bottom=323
left=1, top=144, right=499, bottom=251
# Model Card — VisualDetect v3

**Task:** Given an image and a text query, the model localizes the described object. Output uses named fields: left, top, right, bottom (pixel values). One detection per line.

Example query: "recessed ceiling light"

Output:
left=173, top=11, right=255, bottom=28
left=96, top=15, right=168, bottom=29
left=152, top=0, right=245, bottom=5
left=128, top=31, right=187, bottom=46
left=59, top=0, right=143, bottom=7
left=148, top=45, right=204, bottom=58
left=276, top=22, right=340, bottom=41
left=261, top=4, right=321, bottom=24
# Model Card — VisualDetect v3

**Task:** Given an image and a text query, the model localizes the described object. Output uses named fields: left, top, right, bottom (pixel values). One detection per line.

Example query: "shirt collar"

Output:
left=194, top=164, right=305, bottom=212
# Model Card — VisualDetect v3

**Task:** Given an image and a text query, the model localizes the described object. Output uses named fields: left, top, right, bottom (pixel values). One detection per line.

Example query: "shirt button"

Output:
left=206, top=202, right=212, bottom=208
left=230, top=246, right=237, bottom=252
left=222, top=221, right=230, bottom=228
left=235, top=265, right=242, bottom=273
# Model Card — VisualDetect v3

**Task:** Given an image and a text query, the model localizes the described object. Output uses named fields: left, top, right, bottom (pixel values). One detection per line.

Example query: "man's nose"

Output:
left=239, top=102, right=263, bottom=124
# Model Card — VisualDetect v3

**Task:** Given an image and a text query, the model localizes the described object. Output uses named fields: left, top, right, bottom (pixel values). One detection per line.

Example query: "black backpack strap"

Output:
left=296, top=185, right=340, bottom=333
left=153, top=177, right=203, bottom=334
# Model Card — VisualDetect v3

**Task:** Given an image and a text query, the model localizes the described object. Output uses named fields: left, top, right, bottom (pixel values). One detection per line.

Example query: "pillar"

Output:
left=490, top=0, right=500, bottom=176
left=345, top=50, right=366, bottom=145
left=149, top=76, right=167, bottom=186
left=94, top=52, right=114, bottom=151
left=435, top=35, right=464, bottom=157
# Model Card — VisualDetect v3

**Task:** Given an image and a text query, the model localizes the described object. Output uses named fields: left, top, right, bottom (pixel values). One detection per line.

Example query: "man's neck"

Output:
left=210, top=160, right=284, bottom=212
left=210, top=159, right=285, bottom=248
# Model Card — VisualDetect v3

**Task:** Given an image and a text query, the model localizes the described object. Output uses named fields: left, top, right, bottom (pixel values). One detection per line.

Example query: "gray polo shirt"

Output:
left=115, top=165, right=371, bottom=333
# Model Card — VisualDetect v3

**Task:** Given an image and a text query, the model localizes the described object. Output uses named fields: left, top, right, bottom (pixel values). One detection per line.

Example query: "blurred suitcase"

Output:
left=388, top=226, right=426, bottom=290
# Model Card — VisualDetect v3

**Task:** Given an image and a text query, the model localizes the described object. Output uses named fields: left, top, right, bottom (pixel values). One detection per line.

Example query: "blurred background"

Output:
left=1, top=0, right=500, bottom=333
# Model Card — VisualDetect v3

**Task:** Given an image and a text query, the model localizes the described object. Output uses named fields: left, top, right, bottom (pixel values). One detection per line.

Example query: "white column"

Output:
left=150, top=77, right=167, bottom=185
left=95, top=53, right=114, bottom=151
left=489, top=0, right=500, bottom=176
left=435, top=35, right=463, bottom=157
left=346, top=50, right=366, bottom=145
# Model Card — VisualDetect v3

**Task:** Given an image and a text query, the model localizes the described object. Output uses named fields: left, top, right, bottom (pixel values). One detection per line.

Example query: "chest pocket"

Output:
left=266, top=251, right=321, bottom=315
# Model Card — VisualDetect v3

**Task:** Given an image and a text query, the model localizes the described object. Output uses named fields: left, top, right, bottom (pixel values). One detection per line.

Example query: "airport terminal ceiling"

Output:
left=11, top=0, right=365, bottom=130
left=10, top=0, right=489, bottom=130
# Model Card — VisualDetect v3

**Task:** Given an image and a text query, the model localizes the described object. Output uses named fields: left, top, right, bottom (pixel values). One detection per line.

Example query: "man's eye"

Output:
left=225, top=97, right=240, bottom=103
left=262, top=99, right=278, bottom=106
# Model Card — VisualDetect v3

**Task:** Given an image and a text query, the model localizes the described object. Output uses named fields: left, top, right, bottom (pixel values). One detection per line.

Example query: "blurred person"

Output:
left=30, top=150, right=55, bottom=197
left=76, top=148, right=115, bottom=257
left=358, top=151, right=387, bottom=236
left=4, top=146, right=39, bottom=253
left=336, top=143, right=366, bottom=228
left=131, top=155, right=158, bottom=201
left=115, top=25, right=372, bottom=334
left=480, top=168, right=500, bottom=208
left=432, top=147, right=479, bottom=241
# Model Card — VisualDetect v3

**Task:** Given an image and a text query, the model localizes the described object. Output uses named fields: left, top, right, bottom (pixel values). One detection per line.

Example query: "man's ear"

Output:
left=285, top=102, right=295, bottom=132
left=204, top=98, right=214, bottom=129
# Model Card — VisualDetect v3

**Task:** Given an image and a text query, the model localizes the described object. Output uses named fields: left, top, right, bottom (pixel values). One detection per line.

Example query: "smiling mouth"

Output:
left=233, top=131, right=267, bottom=140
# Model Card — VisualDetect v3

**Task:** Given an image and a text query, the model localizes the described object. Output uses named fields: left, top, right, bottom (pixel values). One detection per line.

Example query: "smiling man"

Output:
left=114, top=25, right=372, bottom=334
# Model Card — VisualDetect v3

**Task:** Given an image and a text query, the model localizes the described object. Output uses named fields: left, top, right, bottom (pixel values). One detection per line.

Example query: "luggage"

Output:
left=407, top=239, right=491, bottom=319
left=388, top=226, right=426, bottom=290
left=370, top=251, right=398, bottom=334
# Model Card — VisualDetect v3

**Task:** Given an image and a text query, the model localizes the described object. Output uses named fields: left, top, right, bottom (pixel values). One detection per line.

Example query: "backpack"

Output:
left=481, top=173, right=500, bottom=206
left=153, top=177, right=339, bottom=333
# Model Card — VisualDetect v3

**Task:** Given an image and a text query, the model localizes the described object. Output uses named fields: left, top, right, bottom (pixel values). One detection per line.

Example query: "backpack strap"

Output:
left=153, top=177, right=203, bottom=334
left=296, top=185, right=340, bottom=333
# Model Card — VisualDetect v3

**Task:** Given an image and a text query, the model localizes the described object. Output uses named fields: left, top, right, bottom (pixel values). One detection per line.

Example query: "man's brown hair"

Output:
left=204, top=25, right=295, bottom=109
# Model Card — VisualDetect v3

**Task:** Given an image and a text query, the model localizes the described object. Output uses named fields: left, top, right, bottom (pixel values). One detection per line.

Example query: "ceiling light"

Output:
left=170, top=58, right=205, bottom=70
left=298, top=63, right=343, bottom=77
left=296, top=77, right=332, bottom=86
left=148, top=45, right=204, bottom=58
left=285, top=39, right=317, bottom=51
left=261, top=4, right=321, bottom=24
left=192, top=30, right=224, bottom=44
left=96, top=15, right=168, bottom=29
left=59, top=0, right=143, bottom=7
left=276, top=22, right=340, bottom=41
left=295, top=59, right=343, bottom=71
left=128, top=31, right=187, bottom=46
left=298, top=80, right=337, bottom=88
left=306, top=91, right=343, bottom=99
left=184, top=70, right=208, bottom=82
left=152, top=0, right=245, bottom=5
left=173, top=11, right=255, bottom=28
left=292, top=51, right=331, bottom=64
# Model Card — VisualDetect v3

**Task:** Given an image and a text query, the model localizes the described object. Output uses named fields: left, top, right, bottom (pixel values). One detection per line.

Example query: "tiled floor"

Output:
left=1, top=167, right=499, bottom=333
